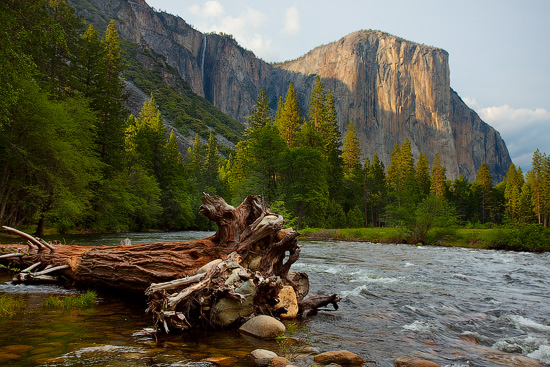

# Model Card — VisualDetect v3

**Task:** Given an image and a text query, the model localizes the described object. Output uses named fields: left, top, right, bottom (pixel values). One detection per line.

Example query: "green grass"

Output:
left=300, top=227, right=506, bottom=250
left=43, top=290, right=98, bottom=309
left=300, top=227, right=403, bottom=244
left=0, top=294, right=25, bottom=318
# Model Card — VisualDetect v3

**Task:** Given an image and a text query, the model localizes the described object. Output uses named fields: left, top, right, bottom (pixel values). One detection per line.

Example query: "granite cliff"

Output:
left=71, top=0, right=511, bottom=181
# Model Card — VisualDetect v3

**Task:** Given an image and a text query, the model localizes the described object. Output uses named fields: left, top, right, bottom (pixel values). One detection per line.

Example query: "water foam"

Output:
left=340, top=284, right=369, bottom=299
left=0, top=281, right=77, bottom=294
left=402, top=320, right=438, bottom=333
left=528, top=344, right=550, bottom=364
left=507, top=315, right=550, bottom=333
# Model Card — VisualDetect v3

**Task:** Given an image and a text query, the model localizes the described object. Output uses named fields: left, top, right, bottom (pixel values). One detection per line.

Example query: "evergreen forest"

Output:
left=1, top=0, right=549, bottom=245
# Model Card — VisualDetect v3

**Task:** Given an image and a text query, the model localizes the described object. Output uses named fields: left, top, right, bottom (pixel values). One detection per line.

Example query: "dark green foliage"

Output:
left=489, top=224, right=550, bottom=252
left=279, top=147, right=329, bottom=229
left=247, top=87, right=271, bottom=132
left=274, top=83, right=302, bottom=147
left=324, top=200, right=346, bottom=229
left=346, top=206, right=364, bottom=228
left=403, top=195, right=459, bottom=245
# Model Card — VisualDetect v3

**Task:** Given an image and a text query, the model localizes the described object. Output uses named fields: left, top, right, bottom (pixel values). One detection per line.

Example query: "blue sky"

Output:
left=147, top=0, right=550, bottom=172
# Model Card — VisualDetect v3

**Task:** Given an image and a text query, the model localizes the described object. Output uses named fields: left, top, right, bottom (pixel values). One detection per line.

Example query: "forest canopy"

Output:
left=1, top=0, right=549, bottom=237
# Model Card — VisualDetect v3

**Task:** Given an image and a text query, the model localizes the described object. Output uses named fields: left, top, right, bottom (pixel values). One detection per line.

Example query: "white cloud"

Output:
left=477, top=105, right=550, bottom=135
left=465, top=100, right=550, bottom=171
left=189, top=1, right=224, bottom=18
left=187, top=2, right=272, bottom=59
left=462, top=97, right=480, bottom=111
left=281, top=6, right=301, bottom=36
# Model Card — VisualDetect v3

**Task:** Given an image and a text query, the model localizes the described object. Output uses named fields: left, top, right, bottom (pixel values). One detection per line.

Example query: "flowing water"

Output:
left=1, top=232, right=549, bottom=367
left=201, top=35, right=207, bottom=89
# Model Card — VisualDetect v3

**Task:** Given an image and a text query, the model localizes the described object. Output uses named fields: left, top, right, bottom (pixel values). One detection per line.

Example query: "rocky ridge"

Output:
left=71, top=0, right=511, bottom=181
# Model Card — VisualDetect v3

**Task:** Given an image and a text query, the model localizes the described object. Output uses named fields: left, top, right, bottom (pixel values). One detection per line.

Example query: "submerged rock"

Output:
left=313, top=350, right=365, bottom=365
left=247, top=349, right=278, bottom=366
left=393, top=356, right=441, bottom=367
left=270, top=356, right=291, bottom=367
left=239, top=315, right=286, bottom=339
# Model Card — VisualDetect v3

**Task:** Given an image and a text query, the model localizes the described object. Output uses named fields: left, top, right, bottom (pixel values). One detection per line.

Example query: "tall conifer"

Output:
left=275, top=82, right=301, bottom=147
left=430, top=153, right=447, bottom=198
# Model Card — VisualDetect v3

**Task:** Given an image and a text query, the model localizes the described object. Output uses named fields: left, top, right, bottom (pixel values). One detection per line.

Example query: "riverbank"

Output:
left=300, top=227, right=493, bottom=248
left=300, top=225, right=550, bottom=252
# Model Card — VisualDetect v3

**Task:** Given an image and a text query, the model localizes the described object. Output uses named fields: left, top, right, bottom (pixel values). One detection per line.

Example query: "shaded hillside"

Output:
left=69, top=0, right=244, bottom=156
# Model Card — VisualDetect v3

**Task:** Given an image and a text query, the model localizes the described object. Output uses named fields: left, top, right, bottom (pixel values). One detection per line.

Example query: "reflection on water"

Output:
left=1, top=233, right=550, bottom=367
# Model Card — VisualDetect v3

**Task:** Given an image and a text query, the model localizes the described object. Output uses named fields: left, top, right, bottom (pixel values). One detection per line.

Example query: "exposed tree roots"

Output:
left=0, top=194, right=340, bottom=332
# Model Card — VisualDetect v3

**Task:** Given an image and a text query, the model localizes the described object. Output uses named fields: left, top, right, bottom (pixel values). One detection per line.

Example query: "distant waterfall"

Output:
left=201, top=34, right=207, bottom=85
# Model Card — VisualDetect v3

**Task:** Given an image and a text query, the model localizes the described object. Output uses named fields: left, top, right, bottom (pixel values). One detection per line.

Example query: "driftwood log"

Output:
left=0, top=194, right=339, bottom=332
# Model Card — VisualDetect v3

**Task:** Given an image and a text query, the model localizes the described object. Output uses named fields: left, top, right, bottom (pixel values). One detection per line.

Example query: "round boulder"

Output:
left=247, top=349, right=278, bottom=366
left=239, top=315, right=286, bottom=339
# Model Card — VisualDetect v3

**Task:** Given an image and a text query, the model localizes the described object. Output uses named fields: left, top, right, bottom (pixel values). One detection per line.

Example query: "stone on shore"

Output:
left=393, top=356, right=441, bottom=367
left=247, top=349, right=278, bottom=366
left=313, top=350, right=365, bottom=365
left=239, top=315, right=286, bottom=339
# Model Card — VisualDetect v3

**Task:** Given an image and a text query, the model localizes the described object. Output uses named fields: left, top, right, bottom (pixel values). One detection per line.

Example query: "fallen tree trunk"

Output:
left=0, top=194, right=339, bottom=332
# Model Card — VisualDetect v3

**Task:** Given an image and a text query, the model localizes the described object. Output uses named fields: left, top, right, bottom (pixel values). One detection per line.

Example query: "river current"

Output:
left=1, top=232, right=549, bottom=366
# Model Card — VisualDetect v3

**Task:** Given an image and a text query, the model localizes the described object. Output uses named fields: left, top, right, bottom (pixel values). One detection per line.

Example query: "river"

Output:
left=1, top=232, right=549, bottom=366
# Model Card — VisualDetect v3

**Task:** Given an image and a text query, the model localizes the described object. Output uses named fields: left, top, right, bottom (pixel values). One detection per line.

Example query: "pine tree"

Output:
left=41, top=0, right=84, bottom=97
left=75, top=24, right=104, bottom=98
left=185, top=134, right=204, bottom=183
left=526, top=149, right=550, bottom=226
left=342, top=121, right=361, bottom=176
left=321, top=89, right=341, bottom=155
left=247, top=124, right=286, bottom=203
left=365, top=154, right=386, bottom=227
left=279, top=147, right=329, bottom=229
left=504, top=163, right=524, bottom=223
left=386, top=142, right=401, bottom=195
left=274, top=82, right=301, bottom=147
left=448, top=175, right=471, bottom=222
left=161, top=131, right=193, bottom=229
left=203, top=132, right=221, bottom=191
left=416, top=152, right=431, bottom=199
left=248, top=87, right=271, bottom=133
left=308, top=76, right=327, bottom=132
left=430, top=153, right=447, bottom=198
left=96, top=20, right=127, bottom=172
left=474, top=163, right=493, bottom=224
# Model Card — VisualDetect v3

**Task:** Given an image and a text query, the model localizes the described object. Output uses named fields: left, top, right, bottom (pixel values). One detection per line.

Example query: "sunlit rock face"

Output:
left=71, top=0, right=511, bottom=181
left=274, top=30, right=511, bottom=181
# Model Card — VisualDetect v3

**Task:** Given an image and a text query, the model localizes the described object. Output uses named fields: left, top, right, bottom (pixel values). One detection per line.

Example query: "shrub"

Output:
left=489, top=224, right=550, bottom=252
left=0, top=294, right=25, bottom=318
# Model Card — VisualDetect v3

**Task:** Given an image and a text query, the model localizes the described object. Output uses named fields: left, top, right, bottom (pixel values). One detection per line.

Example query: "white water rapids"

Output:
left=293, top=240, right=550, bottom=366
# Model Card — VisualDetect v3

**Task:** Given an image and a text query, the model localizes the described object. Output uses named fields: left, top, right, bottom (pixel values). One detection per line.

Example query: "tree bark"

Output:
left=0, top=194, right=339, bottom=332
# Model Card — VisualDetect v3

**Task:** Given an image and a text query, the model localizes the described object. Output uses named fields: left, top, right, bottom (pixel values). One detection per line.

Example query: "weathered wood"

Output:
left=0, top=193, right=340, bottom=332
left=2, top=226, right=53, bottom=251
left=298, top=294, right=341, bottom=317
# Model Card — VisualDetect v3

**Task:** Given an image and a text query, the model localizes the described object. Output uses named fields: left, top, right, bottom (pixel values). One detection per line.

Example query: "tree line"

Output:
left=194, top=81, right=550, bottom=235
left=1, top=0, right=548, bottom=236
